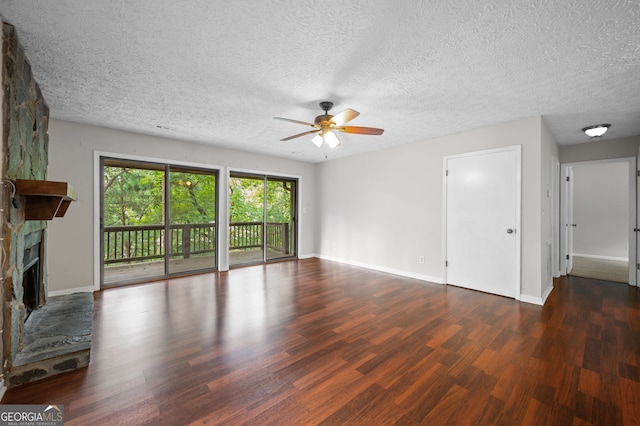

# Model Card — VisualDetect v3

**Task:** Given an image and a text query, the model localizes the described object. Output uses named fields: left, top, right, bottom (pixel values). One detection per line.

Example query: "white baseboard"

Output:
left=316, top=255, right=443, bottom=284
left=297, top=253, right=318, bottom=260
left=518, top=294, right=543, bottom=306
left=572, top=253, right=628, bottom=262
left=519, top=283, right=553, bottom=306
left=48, top=286, right=95, bottom=297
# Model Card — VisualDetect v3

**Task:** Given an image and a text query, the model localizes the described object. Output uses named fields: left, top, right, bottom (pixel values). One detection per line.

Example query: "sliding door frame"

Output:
left=93, top=151, right=222, bottom=290
left=227, top=168, right=300, bottom=267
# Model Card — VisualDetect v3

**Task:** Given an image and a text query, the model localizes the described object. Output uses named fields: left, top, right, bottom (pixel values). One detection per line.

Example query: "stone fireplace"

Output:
left=1, top=21, right=50, bottom=370
left=1, top=22, right=89, bottom=388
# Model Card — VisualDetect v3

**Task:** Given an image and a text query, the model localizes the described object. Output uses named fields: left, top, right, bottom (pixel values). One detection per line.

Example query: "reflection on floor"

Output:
left=570, top=255, right=628, bottom=283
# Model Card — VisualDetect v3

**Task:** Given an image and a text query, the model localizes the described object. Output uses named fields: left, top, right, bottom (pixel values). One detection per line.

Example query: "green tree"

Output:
left=103, top=167, right=217, bottom=226
left=169, top=172, right=216, bottom=224
left=229, top=177, right=293, bottom=223
left=229, top=177, right=263, bottom=222
left=103, top=167, right=164, bottom=226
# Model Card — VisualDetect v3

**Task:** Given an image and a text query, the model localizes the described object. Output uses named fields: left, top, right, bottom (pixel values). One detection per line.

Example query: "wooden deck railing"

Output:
left=104, top=222, right=290, bottom=264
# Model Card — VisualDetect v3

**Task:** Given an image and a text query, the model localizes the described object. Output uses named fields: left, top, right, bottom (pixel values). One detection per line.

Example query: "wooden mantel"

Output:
left=14, top=179, right=77, bottom=220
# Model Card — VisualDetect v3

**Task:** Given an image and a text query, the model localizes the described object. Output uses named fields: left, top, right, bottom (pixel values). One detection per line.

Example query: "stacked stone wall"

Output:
left=1, top=23, right=49, bottom=370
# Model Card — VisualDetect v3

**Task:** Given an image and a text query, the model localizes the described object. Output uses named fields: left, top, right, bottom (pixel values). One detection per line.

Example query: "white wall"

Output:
left=47, top=115, right=559, bottom=303
left=560, top=136, right=640, bottom=163
left=316, top=116, right=549, bottom=301
left=46, top=119, right=316, bottom=294
left=571, top=161, right=629, bottom=260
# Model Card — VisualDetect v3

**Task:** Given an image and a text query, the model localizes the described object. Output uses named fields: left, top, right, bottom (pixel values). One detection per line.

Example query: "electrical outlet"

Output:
left=419, top=256, right=425, bottom=264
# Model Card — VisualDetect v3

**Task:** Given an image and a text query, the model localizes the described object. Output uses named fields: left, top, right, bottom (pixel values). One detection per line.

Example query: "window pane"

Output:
left=102, top=165, right=166, bottom=285
left=266, top=178, right=295, bottom=261
left=168, top=169, right=217, bottom=274
left=229, top=175, right=265, bottom=266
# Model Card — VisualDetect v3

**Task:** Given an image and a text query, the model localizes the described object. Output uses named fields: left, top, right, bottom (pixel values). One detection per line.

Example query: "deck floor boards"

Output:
left=103, top=249, right=289, bottom=285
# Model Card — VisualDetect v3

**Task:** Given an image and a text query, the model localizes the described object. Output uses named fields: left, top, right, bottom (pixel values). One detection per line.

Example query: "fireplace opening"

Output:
left=23, top=235, right=42, bottom=322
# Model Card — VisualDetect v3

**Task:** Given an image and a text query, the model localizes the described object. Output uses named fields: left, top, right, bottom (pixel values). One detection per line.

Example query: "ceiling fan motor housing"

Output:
left=314, top=114, right=334, bottom=125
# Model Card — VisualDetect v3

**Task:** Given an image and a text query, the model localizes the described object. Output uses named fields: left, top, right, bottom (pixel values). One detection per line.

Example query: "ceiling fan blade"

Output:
left=330, top=109, right=359, bottom=126
left=335, top=126, right=384, bottom=135
left=280, top=129, right=321, bottom=141
left=273, top=117, right=317, bottom=127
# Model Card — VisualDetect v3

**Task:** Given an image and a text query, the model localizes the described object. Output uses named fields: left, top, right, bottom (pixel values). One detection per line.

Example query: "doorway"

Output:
left=101, top=158, right=218, bottom=286
left=443, top=145, right=521, bottom=298
left=561, top=158, right=636, bottom=285
left=228, top=172, right=297, bottom=266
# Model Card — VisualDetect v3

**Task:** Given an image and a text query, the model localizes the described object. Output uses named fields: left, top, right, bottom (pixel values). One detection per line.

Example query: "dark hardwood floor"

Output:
left=3, top=258, right=640, bottom=425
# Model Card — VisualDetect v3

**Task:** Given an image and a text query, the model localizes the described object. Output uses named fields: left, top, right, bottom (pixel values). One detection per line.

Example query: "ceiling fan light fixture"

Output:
left=324, top=131, right=341, bottom=148
left=275, top=101, right=383, bottom=149
left=311, top=134, right=324, bottom=147
left=582, top=124, right=610, bottom=138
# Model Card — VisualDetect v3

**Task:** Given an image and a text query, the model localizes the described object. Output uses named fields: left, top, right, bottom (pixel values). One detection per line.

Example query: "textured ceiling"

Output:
left=1, top=0, right=639, bottom=163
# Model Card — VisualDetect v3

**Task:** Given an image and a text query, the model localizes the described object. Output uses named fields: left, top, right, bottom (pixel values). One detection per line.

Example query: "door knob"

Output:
left=506, top=229, right=514, bottom=234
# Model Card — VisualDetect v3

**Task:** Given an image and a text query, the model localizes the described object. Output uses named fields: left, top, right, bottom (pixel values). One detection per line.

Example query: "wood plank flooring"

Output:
left=2, top=258, right=640, bottom=425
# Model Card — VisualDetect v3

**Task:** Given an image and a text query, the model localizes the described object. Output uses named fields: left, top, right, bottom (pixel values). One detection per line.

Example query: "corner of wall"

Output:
left=539, top=117, right=560, bottom=300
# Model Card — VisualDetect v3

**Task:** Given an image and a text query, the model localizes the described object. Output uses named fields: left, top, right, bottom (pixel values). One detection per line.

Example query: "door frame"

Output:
left=564, top=166, right=575, bottom=274
left=442, top=145, right=522, bottom=299
left=560, top=157, right=637, bottom=286
left=552, top=156, right=561, bottom=278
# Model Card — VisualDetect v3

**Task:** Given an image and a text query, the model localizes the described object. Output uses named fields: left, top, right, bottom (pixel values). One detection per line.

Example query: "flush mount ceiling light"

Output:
left=274, top=101, right=384, bottom=148
left=582, top=124, right=611, bottom=138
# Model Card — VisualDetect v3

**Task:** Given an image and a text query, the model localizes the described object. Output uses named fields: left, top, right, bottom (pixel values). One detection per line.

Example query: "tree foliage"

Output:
left=103, top=166, right=216, bottom=226
left=169, top=171, right=216, bottom=224
left=103, top=167, right=164, bottom=226
left=103, top=167, right=294, bottom=227
left=229, top=177, right=293, bottom=223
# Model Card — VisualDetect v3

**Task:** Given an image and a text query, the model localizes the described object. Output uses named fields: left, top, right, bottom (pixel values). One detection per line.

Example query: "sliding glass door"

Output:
left=168, top=167, right=217, bottom=275
left=101, top=158, right=218, bottom=286
left=266, top=178, right=296, bottom=261
left=229, top=173, right=297, bottom=266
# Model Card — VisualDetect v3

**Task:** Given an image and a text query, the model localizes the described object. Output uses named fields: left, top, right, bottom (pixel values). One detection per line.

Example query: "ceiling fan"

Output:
left=274, top=101, right=384, bottom=148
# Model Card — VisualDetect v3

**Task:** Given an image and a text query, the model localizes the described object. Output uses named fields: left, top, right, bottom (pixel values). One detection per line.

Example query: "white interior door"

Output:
left=444, top=146, right=521, bottom=298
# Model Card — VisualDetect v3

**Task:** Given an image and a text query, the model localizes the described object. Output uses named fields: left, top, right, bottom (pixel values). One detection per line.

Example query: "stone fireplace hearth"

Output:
left=8, top=293, right=92, bottom=388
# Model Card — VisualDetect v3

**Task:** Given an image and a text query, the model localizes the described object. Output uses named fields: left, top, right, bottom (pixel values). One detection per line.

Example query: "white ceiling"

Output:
left=1, top=0, right=639, bottom=163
